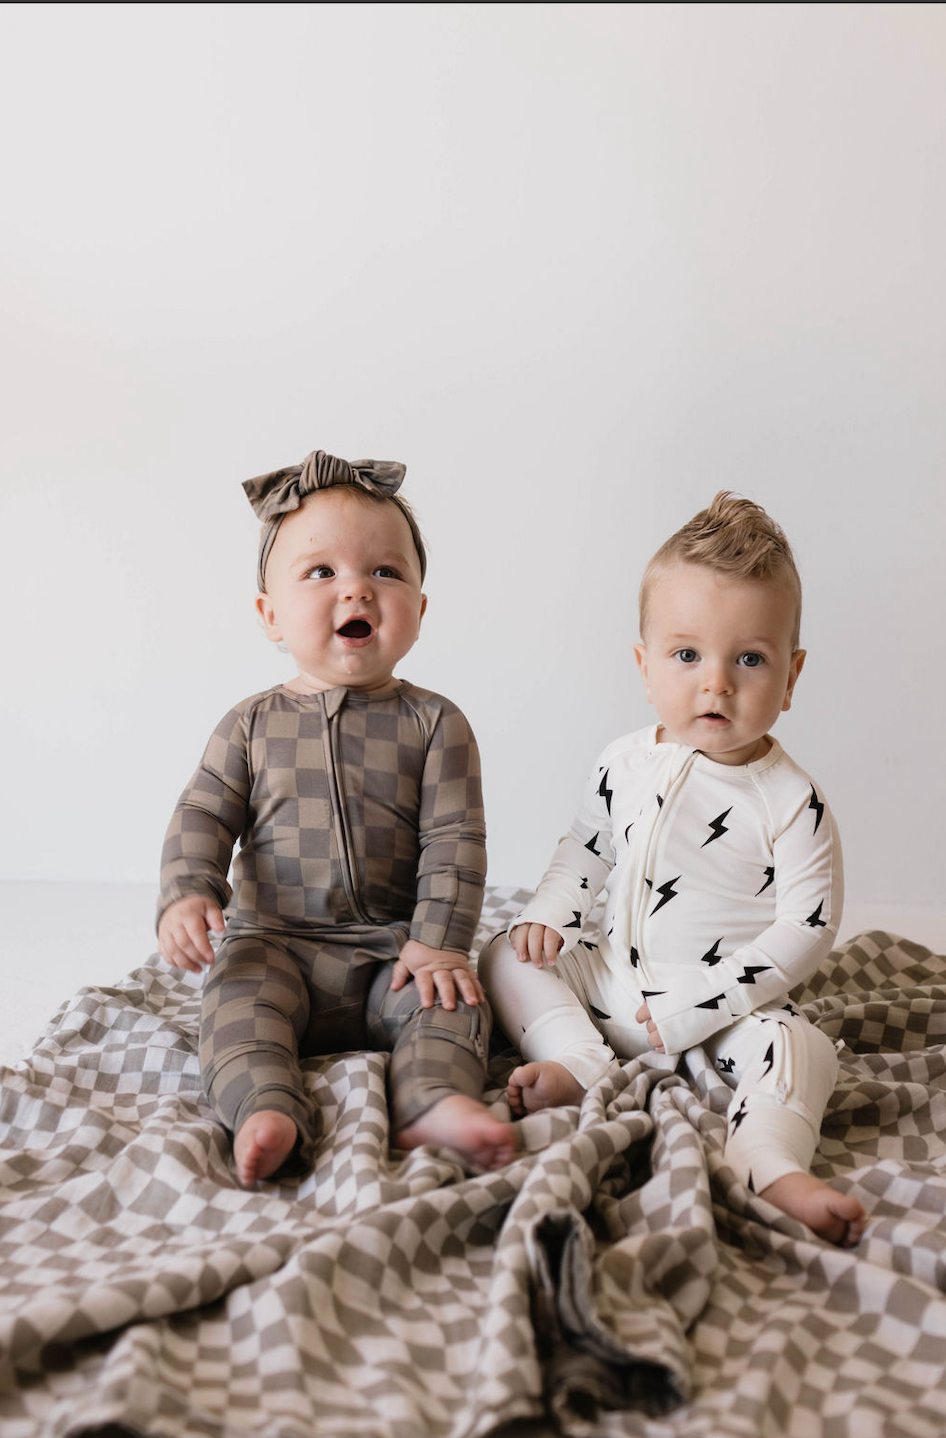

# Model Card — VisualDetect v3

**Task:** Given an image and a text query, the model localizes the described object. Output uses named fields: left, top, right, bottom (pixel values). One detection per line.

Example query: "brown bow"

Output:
left=244, top=448, right=407, bottom=589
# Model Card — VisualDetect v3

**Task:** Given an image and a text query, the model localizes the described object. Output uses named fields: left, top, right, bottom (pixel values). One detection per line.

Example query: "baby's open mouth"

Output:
left=337, top=619, right=373, bottom=639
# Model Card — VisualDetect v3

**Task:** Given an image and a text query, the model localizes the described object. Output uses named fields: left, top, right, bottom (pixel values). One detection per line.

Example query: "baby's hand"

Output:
left=157, top=894, right=226, bottom=974
left=510, top=923, right=564, bottom=969
left=635, top=1001, right=666, bottom=1054
left=390, top=940, right=484, bottom=1010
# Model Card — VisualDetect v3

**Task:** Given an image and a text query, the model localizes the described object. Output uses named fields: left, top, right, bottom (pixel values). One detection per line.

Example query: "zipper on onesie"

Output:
left=319, top=691, right=371, bottom=925
left=631, top=746, right=698, bottom=980
left=766, top=1017, right=793, bottom=1105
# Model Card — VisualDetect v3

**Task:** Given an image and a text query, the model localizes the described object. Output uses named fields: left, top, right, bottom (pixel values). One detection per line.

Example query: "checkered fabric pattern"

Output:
left=200, top=929, right=491, bottom=1159
left=3, top=898, right=946, bottom=1437
left=159, top=682, right=487, bottom=952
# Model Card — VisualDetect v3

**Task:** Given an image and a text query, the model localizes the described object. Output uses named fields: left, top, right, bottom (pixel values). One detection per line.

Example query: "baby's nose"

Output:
left=342, top=575, right=373, bottom=602
left=702, top=663, right=732, bottom=693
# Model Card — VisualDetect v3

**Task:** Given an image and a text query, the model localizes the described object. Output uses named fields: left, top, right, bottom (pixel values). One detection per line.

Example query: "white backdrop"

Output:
left=2, top=2, right=944, bottom=913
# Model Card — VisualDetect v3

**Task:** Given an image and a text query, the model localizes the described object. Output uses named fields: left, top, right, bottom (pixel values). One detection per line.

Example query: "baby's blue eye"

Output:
left=739, top=652, right=764, bottom=668
left=675, top=648, right=699, bottom=664
left=308, top=564, right=334, bottom=579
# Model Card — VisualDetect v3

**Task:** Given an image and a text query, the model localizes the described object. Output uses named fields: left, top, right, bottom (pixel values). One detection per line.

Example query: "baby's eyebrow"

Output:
left=664, top=634, right=780, bottom=651
left=291, top=552, right=330, bottom=569
left=290, top=546, right=416, bottom=570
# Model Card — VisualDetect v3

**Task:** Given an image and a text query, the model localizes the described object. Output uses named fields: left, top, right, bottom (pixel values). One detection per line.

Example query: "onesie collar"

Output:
left=651, top=723, right=784, bottom=775
left=279, top=678, right=407, bottom=717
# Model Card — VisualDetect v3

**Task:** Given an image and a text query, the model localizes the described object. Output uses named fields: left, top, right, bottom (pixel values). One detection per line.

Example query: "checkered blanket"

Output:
left=2, top=888, right=946, bottom=1437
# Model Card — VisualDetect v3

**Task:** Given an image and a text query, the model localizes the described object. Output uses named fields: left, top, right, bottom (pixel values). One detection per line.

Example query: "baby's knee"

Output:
left=778, top=1009, right=840, bottom=1082
left=418, top=995, right=491, bottom=1053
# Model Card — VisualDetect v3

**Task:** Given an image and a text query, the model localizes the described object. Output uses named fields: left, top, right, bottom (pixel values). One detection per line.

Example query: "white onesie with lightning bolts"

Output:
left=491, top=725, right=843, bottom=1194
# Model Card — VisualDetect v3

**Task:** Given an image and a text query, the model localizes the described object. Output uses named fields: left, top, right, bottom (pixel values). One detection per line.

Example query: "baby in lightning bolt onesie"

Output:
left=480, top=492, right=866, bottom=1246
left=157, top=448, right=516, bottom=1187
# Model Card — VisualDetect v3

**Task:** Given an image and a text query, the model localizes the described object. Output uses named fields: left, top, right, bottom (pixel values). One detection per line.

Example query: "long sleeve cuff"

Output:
left=507, top=895, right=588, bottom=955
left=646, top=985, right=755, bottom=1054
left=410, top=873, right=485, bottom=954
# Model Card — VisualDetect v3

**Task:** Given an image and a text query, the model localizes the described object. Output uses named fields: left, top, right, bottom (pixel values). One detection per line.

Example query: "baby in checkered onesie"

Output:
left=480, top=493, right=866, bottom=1246
left=157, top=449, right=515, bottom=1186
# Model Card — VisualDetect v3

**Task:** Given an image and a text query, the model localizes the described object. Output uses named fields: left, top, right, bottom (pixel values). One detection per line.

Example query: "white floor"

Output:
left=2, top=880, right=946, bottom=1069
left=1, top=881, right=160, bottom=1067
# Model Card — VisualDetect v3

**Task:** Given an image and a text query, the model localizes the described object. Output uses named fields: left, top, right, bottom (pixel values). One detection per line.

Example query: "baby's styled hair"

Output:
left=639, top=492, right=802, bottom=647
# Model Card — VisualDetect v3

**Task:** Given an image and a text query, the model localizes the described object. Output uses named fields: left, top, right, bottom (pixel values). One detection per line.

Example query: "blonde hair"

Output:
left=639, top=492, right=802, bottom=647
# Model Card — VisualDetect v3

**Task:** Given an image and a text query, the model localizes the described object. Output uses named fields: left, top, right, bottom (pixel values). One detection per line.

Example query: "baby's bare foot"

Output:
left=233, top=1110, right=298, bottom=1187
left=507, top=1061, right=586, bottom=1116
left=394, top=1094, right=518, bottom=1170
left=761, top=1171, right=866, bottom=1247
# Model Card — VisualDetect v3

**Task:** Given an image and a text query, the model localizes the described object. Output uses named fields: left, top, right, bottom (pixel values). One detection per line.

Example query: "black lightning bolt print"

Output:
left=716, top=1056, right=736, bottom=1074
left=761, top=1042, right=775, bottom=1077
left=701, top=939, right=723, bottom=966
left=640, top=989, right=665, bottom=1001
left=806, top=901, right=827, bottom=929
left=737, top=965, right=770, bottom=985
left=589, top=1003, right=611, bottom=1022
left=624, top=823, right=634, bottom=844
left=702, top=807, right=732, bottom=847
left=650, top=876, right=681, bottom=915
left=696, top=994, right=726, bottom=1010
left=630, top=946, right=640, bottom=968
left=579, top=876, right=589, bottom=890
left=564, top=912, right=582, bottom=929
left=731, top=1098, right=749, bottom=1132
left=579, top=940, right=596, bottom=951
left=598, top=769, right=613, bottom=815
left=584, top=833, right=603, bottom=858
left=756, top=866, right=775, bottom=896
left=656, top=793, right=664, bottom=808
left=808, top=785, right=824, bottom=834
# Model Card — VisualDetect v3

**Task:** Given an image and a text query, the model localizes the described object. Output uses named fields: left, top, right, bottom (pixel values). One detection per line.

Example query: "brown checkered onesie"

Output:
left=158, top=679, right=489, bottom=1172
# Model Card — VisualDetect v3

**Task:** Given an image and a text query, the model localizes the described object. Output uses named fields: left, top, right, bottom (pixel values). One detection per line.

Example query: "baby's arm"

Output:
left=157, top=893, right=226, bottom=974
left=506, top=750, right=616, bottom=955
left=405, top=699, right=488, bottom=1002
left=156, top=705, right=250, bottom=967
left=512, top=830, right=613, bottom=954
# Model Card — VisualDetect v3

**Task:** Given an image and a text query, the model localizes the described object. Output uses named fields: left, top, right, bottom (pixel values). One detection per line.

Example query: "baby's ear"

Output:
left=255, top=592, right=282, bottom=643
left=633, top=643, right=651, bottom=700
left=782, top=648, right=806, bottom=710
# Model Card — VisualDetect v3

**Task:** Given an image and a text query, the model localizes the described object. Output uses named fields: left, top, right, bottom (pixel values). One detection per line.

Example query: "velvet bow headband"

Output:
left=243, top=448, right=408, bottom=590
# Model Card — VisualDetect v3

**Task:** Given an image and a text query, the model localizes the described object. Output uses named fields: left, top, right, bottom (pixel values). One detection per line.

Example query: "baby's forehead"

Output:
left=646, top=562, right=797, bottom=632
left=291, top=487, right=409, bottom=541
left=272, top=488, right=420, bottom=569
